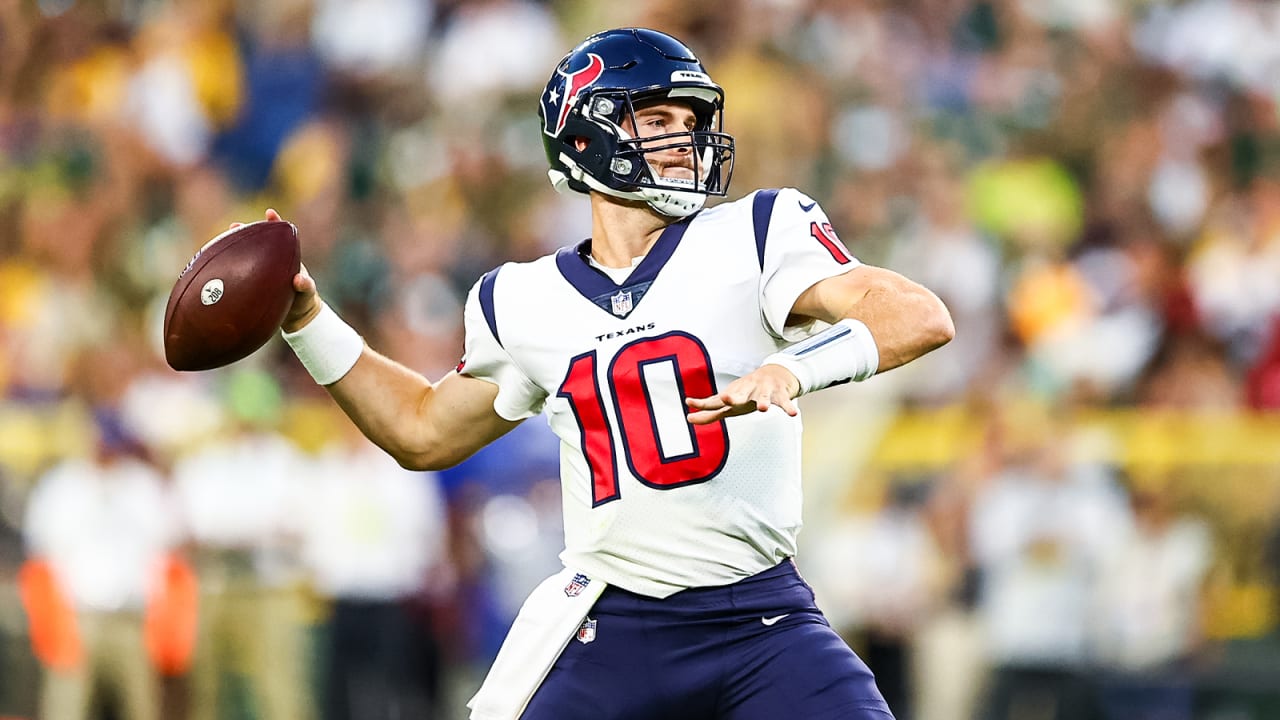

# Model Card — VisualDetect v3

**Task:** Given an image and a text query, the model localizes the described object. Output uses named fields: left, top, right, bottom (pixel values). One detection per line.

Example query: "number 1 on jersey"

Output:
left=558, top=332, right=729, bottom=506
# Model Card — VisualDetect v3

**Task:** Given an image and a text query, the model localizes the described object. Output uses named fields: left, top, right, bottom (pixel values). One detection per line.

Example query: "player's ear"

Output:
left=574, top=137, right=590, bottom=151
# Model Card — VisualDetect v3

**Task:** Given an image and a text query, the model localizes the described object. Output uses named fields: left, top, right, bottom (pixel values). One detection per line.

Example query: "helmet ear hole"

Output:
left=573, top=137, right=590, bottom=151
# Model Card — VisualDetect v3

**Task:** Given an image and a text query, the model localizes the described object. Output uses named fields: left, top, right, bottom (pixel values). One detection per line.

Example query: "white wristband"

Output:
left=281, top=302, right=364, bottom=386
left=762, top=318, right=879, bottom=396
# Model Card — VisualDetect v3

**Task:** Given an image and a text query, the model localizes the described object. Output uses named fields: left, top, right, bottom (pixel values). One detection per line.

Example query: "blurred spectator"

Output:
left=22, top=409, right=179, bottom=720
left=1246, top=316, right=1280, bottom=409
left=1090, top=468, right=1214, bottom=720
left=210, top=0, right=325, bottom=191
left=807, top=473, right=948, bottom=720
left=301, top=418, right=451, bottom=720
left=171, top=370, right=313, bottom=720
left=1186, top=195, right=1280, bottom=368
left=969, top=407, right=1131, bottom=720
left=426, top=0, right=561, bottom=117
left=436, top=419, right=563, bottom=665
left=883, top=141, right=1004, bottom=403
left=1138, top=329, right=1243, bottom=409
left=1134, top=0, right=1280, bottom=98
left=126, top=1, right=239, bottom=168
left=311, top=0, right=434, bottom=80
left=913, top=442, right=995, bottom=720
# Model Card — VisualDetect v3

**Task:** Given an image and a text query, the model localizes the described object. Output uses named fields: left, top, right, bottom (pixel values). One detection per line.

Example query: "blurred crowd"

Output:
left=1, top=0, right=1280, bottom=719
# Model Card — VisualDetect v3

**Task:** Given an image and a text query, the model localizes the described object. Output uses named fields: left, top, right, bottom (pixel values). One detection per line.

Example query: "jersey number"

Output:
left=811, top=221, right=852, bottom=264
left=557, top=332, right=729, bottom=506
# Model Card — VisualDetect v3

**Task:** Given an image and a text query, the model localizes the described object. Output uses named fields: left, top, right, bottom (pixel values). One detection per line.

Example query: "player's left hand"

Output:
left=685, top=364, right=800, bottom=425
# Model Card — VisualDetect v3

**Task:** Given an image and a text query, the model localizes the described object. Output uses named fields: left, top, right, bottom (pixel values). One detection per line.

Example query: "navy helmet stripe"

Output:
left=479, top=268, right=502, bottom=347
left=752, top=189, right=779, bottom=271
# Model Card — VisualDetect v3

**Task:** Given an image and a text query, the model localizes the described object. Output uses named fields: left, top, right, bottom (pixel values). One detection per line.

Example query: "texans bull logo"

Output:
left=544, top=53, right=605, bottom=137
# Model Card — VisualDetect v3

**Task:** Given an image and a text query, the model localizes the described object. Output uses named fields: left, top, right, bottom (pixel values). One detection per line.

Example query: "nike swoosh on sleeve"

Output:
left=761, top=614, right=790, bottom=626
left=798, top=200, right=816, bottom=212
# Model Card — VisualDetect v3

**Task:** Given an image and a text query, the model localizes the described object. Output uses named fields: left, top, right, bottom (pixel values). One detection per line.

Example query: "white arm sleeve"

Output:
left=758, top=188, right=862, bottom=341
left=460, top=270, right=548, bottom=421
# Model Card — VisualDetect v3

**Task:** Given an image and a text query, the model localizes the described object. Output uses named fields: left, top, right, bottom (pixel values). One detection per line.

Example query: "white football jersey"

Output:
left=459, top=188, right=860, bottom=598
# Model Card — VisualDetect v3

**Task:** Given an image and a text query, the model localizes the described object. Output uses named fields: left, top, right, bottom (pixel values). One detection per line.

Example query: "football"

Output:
left=163, top=220, right=300, bottom=371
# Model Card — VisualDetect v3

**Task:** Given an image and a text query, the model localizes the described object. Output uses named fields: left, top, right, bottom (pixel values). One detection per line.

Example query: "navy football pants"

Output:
left=521, top=560, right=895, bottom=720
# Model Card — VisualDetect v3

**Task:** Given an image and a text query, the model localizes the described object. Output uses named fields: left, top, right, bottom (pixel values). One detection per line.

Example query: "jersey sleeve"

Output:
left=757, top=188, right=861, bottom=341
left=459, top=268, right=548, bottom=421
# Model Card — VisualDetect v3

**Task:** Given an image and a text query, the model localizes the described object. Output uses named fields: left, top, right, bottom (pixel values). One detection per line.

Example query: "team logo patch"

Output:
left=610, top=290, right=632, bottom=317
left=564, top=573, right=591, bottom=597
left=576, top=617, right=597, bottom=644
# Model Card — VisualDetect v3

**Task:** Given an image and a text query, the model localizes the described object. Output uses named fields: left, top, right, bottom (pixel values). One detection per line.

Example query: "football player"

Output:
left=273, top=27, right=953, bottom=720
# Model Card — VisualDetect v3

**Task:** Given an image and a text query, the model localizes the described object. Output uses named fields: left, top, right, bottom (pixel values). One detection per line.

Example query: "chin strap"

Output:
left=551, top=154, right=707, bottom=218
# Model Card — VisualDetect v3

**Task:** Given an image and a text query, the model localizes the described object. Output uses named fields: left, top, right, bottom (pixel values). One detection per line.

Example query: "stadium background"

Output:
left=2, top=0, right=1280, bottom=718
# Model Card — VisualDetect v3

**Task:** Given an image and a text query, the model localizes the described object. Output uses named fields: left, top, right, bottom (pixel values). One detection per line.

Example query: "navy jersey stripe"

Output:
left=478, top=267, right=502, bottom=347
left=753, top=189, right=779, bottom=270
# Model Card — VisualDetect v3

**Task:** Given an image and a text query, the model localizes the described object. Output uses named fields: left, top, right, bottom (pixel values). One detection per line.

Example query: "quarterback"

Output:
left=272, top=27, right=953, bottom=720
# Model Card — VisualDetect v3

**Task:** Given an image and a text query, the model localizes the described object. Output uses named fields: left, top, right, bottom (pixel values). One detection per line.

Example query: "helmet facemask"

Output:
left=550, top=87, right=735, bottom=217
left=589, top=90, right=734, bottom=199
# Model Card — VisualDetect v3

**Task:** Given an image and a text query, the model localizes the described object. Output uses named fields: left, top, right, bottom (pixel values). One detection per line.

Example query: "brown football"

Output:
left=163, top=220, right=300, bottom=371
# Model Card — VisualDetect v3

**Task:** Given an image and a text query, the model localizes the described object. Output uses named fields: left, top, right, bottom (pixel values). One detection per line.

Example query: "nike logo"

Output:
left=761, top=614, right=790, bottom=626
left=798, top=200, right=816, bottom=212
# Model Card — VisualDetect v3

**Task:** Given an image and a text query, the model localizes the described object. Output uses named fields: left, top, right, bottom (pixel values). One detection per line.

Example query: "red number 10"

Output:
left=557, top=332, right=729, bottom=506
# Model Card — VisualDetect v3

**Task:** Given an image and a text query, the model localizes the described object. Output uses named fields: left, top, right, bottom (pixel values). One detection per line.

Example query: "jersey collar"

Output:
left=555, top=215, right=695, bottom=320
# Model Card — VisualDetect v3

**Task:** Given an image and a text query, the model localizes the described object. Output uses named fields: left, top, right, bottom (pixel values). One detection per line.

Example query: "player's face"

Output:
left=626, top=100, right=699, bottom=183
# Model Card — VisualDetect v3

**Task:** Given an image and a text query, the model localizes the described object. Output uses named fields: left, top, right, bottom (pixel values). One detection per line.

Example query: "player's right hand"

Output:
left=283, top=261, right=322, bottom=333
left=226, top=209, right=323, bottom=333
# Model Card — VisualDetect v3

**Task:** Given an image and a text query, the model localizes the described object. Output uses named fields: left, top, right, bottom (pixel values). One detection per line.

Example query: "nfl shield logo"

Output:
left=563, top=573, right=591, bottom=597
left=576, top=617, right=597, bottom=644
left=610, top=290, right=632, bottom=316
